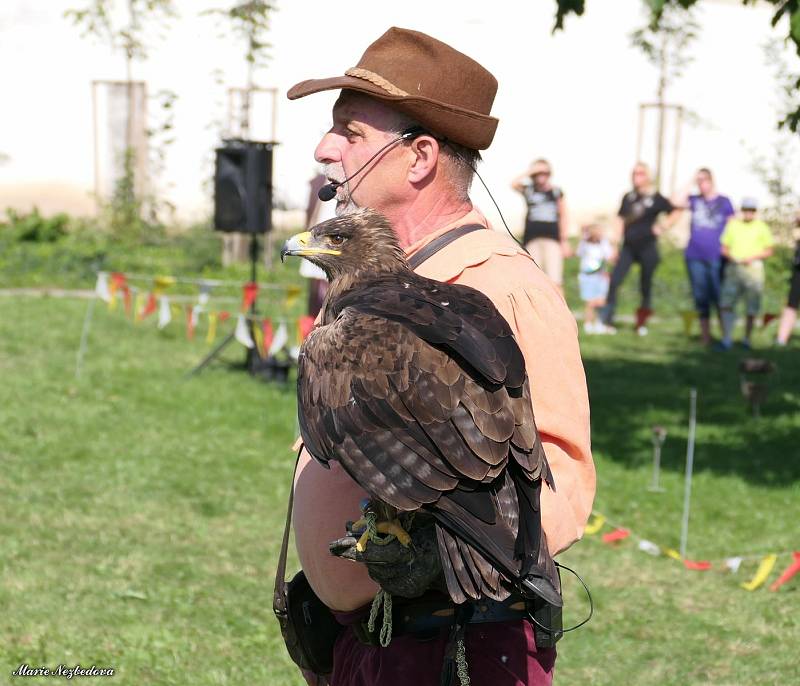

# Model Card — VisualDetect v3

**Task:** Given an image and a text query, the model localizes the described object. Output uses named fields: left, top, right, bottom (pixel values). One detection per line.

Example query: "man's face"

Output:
left=314, top=92, right=412, bottom=216
left=696, top=172, right=712, bottom=195
left=742, top=209, right=757, bottom=222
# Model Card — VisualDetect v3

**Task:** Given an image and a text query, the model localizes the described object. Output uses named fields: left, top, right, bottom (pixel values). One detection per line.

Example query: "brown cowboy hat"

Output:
left=287, top=27, right=499, bottom=150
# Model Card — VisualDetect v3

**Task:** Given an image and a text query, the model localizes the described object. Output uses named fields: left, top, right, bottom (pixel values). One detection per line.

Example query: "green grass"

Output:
left=1, top=292, right=798, bottom=685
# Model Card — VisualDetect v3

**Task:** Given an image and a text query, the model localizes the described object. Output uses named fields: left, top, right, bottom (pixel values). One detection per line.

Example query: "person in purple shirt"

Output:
left=674, top=168, right=735, bottom=345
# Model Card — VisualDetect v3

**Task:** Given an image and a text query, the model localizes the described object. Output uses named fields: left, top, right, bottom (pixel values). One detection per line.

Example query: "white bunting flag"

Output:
left=157, top=296, right=172, bottom=329
left=95, top=272, right=111, bottom=302
left=637, top=540, right=661, bottom=556
left=268, top=322, right=289, bottom=356
left=235, top=314, right=255, bottom=349
left=725, top=557, right=743, bottom=574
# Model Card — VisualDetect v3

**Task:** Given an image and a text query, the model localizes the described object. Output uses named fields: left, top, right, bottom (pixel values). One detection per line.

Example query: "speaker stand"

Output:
left=187, top=232, right=261, bottom=377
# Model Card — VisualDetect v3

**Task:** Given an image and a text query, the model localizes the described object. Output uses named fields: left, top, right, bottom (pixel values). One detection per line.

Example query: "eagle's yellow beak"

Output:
left=281, top=231, right=342, bottom=262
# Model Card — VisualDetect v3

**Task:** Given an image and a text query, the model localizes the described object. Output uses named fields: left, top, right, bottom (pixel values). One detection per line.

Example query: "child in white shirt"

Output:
left=577, top=224, right=614, bottom=334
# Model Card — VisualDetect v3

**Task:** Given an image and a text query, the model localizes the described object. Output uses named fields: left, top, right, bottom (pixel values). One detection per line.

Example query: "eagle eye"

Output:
left=328, top=234, right=346, bottom=246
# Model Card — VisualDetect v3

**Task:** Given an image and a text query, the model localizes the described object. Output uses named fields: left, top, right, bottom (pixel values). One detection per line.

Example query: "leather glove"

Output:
left=329, top=513, right=444, bottom=599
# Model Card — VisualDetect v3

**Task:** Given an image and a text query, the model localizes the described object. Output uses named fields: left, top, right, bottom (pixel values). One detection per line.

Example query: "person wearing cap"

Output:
left=286, top=27, right=594, bottom=686
left=716, top=198, right=775, bottom=350
left=511, top=159, right=571, bottom=293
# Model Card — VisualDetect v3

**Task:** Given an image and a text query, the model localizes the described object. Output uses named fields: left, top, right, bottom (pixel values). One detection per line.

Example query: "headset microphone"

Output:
left=317, top=126, right=425, bottom=202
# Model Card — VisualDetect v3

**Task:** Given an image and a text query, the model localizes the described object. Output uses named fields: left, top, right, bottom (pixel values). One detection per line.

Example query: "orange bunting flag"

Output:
left=110, top=272, right=131, bottom=313
left=762, top=312, right=778, bottom=328
left=683, top=559, right=712, bottom=571
left=186, top=306, right=196, bottom=340
left=262, top=318, right=274, bottom=353
left=769, top=552, right=800, bottom=591
left=298, top=315, right=315, bottom=341
left=242, top=282, right=258, bottom=312
left=140, top=293, right=158, bottom=320
left=602, top=528, right=630, bottom=544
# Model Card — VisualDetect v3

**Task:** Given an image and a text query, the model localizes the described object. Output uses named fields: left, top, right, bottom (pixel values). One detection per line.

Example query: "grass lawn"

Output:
left=1, top=292, right=798, bottom=685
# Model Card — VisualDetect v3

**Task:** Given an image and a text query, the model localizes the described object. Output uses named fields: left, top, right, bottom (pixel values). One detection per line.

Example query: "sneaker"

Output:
left=583, top=321, right=597, bottom=334
left=636, top=326, right=649, bottom=336
left=714, top=341, right=733, bottom=352
left=602, top=324, right=617, bottom=335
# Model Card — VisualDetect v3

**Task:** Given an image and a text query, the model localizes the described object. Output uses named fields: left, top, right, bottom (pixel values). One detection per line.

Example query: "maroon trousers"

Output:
left=328, top=611, right=556, bottom=686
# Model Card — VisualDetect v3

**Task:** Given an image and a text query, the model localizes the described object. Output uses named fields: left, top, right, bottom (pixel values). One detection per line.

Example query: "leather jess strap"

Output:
left=274, top=222, right=487, bottom=608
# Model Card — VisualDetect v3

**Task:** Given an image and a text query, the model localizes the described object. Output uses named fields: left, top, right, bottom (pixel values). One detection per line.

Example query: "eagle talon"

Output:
left=377, top=520, right=412, bottom=547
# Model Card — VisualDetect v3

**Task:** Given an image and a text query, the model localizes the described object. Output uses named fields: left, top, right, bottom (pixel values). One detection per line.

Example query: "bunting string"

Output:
left=584, top=510, right=798, bottom=591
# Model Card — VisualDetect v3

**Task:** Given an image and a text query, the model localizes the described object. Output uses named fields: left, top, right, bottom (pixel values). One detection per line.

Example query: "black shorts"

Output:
left=788, top=269, right=800, bottom=309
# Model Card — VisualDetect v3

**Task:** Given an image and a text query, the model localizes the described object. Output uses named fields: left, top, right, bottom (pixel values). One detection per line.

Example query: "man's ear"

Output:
left=407, top=135, right=441, bottom=184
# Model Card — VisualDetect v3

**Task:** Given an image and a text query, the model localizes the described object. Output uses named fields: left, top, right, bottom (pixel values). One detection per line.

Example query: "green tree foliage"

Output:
left=553, top=0, right=800, bottom=133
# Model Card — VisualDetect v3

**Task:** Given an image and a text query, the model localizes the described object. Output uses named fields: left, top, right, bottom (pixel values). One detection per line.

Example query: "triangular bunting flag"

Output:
left=235, top=314, right=254, bottom=348
left=602, top=528, right=630, bottom=544
left=724, top=557, right=743, bottom=574
left=268, top=322, right=289, bottom=356
left=298, top=315, right=316, bottom=341
left=95, top=272, right=111, bottom=302
left=663, top=548, right=682, bottom=561
left=741, top=554, right=777, bottom=591
left=253, top=325, right=265, bottom=358
left=584, top=514, right=606, bottom=535
left=140, top=293, right=157, bottom=320
left=683, top=559, right=712, bottom=571
left=134, top=291, right=147, bottom=323
left=769, top=552, right=800, bottom=591
left=262, top=318, right=274, bottom=353
left=157, top=296, right=172, bottom=329
left=242, top=282, right=258, bottom=312
left=206, top=312, right=218, bottom=344
left=637, top=540, right=660, bottom=556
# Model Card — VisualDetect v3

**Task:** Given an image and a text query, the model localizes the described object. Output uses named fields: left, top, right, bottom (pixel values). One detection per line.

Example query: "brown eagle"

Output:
left=281, top=209, right=560, bottom=606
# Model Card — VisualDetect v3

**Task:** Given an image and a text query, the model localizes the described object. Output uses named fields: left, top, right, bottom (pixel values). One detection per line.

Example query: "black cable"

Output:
left=525, top=561, right=594, bottom=635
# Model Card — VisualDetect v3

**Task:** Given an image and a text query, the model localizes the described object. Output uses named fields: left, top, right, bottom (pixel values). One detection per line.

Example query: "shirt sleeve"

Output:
left=617, top=195, right=628, bottom=218
left=658, top=193, right=675, bottom=213
left=760, top=222, right=775, bottom=249
left=454, top=255, right=596, bottom=556
left=722, top=197, right=735, bottom=218
left=720, top=223, right=733, bottom=247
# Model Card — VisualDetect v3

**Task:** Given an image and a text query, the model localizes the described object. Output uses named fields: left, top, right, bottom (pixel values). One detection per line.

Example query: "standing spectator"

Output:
left=716, top=198, right=775, bottom=350
left=776, top=211, right=800, bottom=346
left=577, top=223, right=614, bottom=334
left=602, top=162, right=681, bottom=335
left=674, top=168, right=735, bottom=345
left=512, top=159, right=570, bottom=293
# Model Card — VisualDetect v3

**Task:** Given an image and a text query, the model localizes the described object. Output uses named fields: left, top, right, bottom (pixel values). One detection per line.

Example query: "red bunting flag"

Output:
left=683, top=559, right=712, bottom=571
left=186, top=306, right=195, bottom=340
left=242, top=282, right=258, bottom=312
left=111, top=272, right=132, bottom=314
left=769, top=552, right=800, bottom=591
left=262, top=318, right=274, bottom=353
left=298, top=315, right=316, bottom=341
left=602, top=528, right=630, bottom=544
left=218, top=311, right=231, bottom=323
left=140, top=293, right=157, bottom=320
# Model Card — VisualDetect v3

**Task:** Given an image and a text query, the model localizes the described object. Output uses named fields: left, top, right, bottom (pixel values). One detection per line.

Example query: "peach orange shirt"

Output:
left=292, top=208, right=595, bottom=612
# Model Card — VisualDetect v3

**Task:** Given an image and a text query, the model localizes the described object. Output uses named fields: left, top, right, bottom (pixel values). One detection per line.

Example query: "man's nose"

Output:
left=314, top=132, right=341, bottom=165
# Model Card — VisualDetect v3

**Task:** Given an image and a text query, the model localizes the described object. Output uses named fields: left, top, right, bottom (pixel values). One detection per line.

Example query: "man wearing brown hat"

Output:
left=286, top=27, right=595, bottom=686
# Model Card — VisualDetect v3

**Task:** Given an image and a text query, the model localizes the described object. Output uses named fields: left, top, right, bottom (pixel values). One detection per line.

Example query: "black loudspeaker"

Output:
left=214, top=140, right=274, bottom=233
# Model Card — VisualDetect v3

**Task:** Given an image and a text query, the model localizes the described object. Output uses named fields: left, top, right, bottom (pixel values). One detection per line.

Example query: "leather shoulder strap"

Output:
left=273, top=449, right=302, bottom=614
left=407, top=223, right=485, bottom=270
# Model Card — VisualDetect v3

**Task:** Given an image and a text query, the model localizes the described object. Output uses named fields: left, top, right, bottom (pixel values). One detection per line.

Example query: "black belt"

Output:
left=352, top=592, right=529, bottom=646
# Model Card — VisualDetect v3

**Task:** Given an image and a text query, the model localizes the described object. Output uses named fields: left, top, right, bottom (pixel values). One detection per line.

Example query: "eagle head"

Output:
left=281, top=209, right=406, bottom=280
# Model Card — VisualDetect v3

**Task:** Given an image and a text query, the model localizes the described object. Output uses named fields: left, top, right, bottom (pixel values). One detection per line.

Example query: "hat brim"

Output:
left=288, top=76, right=498, bottom=150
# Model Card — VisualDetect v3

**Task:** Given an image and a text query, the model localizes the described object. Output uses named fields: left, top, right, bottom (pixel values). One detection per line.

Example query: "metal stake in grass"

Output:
left=679, top=388, right=697, bottom=559
left=648, top=425, right=667, bottom=492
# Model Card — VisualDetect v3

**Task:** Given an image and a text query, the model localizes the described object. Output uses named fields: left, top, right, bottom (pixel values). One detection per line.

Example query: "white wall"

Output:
left=1, top=0, right=798, bottom=233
